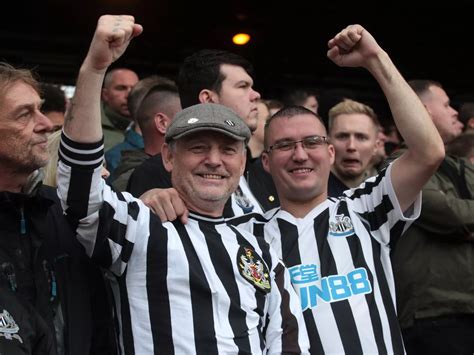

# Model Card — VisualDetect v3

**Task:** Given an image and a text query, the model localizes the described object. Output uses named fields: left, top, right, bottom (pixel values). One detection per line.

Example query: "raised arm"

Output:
left=64, top=15, right=142, bottom=141
left=327, top=25, right=445, bottom=211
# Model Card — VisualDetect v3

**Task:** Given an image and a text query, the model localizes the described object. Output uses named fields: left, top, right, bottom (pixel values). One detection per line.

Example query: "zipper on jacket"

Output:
left=1, top=262, right=17, bottom=291
left=19, top=206, right=26, bottom=235
left=43, top=260, right=57, bottom=301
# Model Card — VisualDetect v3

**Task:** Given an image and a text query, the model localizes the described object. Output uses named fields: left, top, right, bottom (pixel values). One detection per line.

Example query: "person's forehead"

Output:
left=220, top=64, right=252, bottom=83
left=331, top=113, right=377, bottom=133
left=1, top=81, right=41, bottom=110
left=111, top=70, right=138, bottom=84
left=428, top=85, right=449, bottom=102
left=268, top=114, right=326, bottom=139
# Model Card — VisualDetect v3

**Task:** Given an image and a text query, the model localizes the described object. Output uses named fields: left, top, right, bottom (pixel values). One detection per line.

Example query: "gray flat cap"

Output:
left=165, top=103, right=251, bottom=143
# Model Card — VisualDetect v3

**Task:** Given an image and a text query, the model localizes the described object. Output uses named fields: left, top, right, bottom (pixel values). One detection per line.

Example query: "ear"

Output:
left=261, top=151, right=271, bottom=174
left=468, top=117, right=474, bottom=130
left=423, top=103, right=432, bottom=116
left=328, top=144, right=336, bottom=166
left=161, top=143, right=174, bottom=173
left=101, top=88, right=109, bottom=102
left=239, top=147, right=247, bottom=176
left=198, top=89, right=218, bottom=103
left=374, top=138, right=382, bottom=154
left=153, top=113, right=170, bottom=135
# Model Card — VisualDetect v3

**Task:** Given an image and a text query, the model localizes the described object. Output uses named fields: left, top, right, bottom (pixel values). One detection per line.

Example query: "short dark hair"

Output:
left=282, top=88, right=317, bottom=107
left=458, top=102, right=474, bottom=126
left=408, top=79, right=442, bottom=98
left=135, top=83, right=179, bottom=131
left=39, top=83, right=67, bottom=113
left=128, top=75, right=176, bottom=118
left=177, top=49, right=254, bottom=108
left=264, top=105, right=325, bottom=149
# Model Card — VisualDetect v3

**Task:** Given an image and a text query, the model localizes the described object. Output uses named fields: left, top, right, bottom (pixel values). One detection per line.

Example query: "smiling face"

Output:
left=0, top=81, right=53, bottom=175
left=329, top=113, right=378, bottom=186
left=162, top=131, right=246, bottom=216
left=211, top=64, right=261, bottom=132
left=262, top=113, right=334, bottom=209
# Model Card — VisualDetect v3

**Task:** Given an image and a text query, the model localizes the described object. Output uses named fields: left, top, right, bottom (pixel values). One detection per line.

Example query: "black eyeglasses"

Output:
left=266, top=135, right=329, bottom=153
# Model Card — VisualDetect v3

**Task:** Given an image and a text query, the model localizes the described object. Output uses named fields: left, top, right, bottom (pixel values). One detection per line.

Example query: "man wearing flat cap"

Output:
left=57, top=15, right=309, bottom=354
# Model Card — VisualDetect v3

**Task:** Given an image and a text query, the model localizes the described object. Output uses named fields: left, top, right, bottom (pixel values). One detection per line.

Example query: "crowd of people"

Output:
left=1, top=14, right=473, bottom=355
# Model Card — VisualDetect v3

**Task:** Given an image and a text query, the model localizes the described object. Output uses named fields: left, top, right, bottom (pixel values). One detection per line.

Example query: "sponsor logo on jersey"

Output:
left=238, top=246, right=271, bottom=293
left=0, top=309, right=23, bottom=344
left=289, top=264, right=372, bottom=310
left=329, top=213, right=354, bottom=237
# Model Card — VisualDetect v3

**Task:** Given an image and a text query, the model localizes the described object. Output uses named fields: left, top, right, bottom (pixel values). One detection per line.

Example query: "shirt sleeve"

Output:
left=346, top=163, right=422, bottom=245
left=57, top=132, right=150, bottom=275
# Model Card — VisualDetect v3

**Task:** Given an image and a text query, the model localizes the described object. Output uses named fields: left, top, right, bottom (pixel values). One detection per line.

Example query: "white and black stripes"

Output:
left=57, top=134, right=309, bottom=354
left=230, top=163, right=421, bottom=355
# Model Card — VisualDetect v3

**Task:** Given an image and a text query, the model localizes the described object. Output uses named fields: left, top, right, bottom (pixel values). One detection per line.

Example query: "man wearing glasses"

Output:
left=230, top=25, right=445, bottom=354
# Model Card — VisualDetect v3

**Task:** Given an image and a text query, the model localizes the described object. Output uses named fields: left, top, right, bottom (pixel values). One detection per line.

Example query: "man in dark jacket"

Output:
left=0, top=63, right=115, bottom=354
left=388, top=80, right=474, bottom=354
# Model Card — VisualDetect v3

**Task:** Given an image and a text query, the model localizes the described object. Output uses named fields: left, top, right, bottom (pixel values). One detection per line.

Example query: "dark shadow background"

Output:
left=1, top=1, right=472, bottom=126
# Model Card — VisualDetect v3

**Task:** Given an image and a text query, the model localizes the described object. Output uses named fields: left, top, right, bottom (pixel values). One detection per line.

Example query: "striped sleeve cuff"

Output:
left=59, top=131, right=104, bottom=169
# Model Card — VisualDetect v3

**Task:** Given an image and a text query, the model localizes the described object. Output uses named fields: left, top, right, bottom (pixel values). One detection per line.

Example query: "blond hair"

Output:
left=328, top=99, right=379, bottom=132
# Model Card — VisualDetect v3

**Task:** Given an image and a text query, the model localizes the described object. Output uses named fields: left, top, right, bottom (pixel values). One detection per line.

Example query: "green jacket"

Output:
left=101, top=103, right=130, bottom=151
left=391, top=152, right=474, bottom=328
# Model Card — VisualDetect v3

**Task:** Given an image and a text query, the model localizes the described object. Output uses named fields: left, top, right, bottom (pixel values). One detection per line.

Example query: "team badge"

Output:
left=0, top=309, right=23, bottom=344
left=329, top=213, right=355, bottom=237
left=238, top=246, right=271, bottom=293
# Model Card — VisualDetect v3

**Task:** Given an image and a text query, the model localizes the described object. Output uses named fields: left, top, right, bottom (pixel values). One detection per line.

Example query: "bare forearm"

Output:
left=64, top=64, right=105, bottom=143
left=367, top=52, right=444, bottom=165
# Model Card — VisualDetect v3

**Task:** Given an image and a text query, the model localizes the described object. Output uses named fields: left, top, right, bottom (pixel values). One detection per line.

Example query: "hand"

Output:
left=139, top=188, right=189, bottom=224
left=84, top=15, right=143, bottom=71
left=327, top=24, right=383, bottom=69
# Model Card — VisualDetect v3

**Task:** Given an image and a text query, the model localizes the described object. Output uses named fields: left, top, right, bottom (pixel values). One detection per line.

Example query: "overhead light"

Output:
left=232, top=33, right=251, bottom=46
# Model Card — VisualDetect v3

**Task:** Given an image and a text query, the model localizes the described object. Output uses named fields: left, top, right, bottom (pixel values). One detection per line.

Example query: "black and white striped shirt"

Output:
left=230, top=165, right=421, bottom=355
left=57, top=134, right=309, bottom=355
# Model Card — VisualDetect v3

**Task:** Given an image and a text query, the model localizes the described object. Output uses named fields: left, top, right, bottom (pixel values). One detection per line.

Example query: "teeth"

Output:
left=202, top=174, right=223, bottom=179
left=291, top=168, right=312, bottom=173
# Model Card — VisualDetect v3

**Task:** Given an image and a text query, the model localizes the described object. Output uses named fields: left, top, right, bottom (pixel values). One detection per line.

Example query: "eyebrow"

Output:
left=10, top=101, right=42, bottom=117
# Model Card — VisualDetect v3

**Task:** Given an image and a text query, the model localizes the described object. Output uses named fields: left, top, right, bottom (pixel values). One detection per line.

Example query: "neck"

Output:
left=331, top=169, right=365, bottom=188
left=181, top=196, right=225, bottom=218
left=144, top=135, right=165, bottom=156
left=247, top=140, right=264, bottom=159
left=0, top=170, right=29, bottom=193
left=280, top=193, right=327, bottom=218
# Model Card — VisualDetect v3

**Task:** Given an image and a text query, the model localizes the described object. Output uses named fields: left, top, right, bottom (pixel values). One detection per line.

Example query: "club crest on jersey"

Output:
left=238, top=246, right=271, bottom=293
left=329, top=213, right=354, bottom=237
left=0, top=309, right=23, bottom=344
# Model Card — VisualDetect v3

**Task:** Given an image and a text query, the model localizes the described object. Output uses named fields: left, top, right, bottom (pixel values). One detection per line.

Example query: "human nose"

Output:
left=35, top=111, right=54, bottom=132
left=292, top=140, right=309, bottom=160
left=250, top=88, right=261, bottom=101
left=450, top=106, right=459, bottom=117
left=347, top=136, right=357, bottom=150
left=205, top=147, right=223, bottom=166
